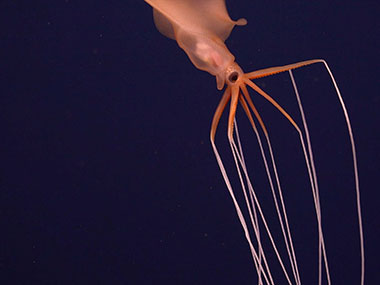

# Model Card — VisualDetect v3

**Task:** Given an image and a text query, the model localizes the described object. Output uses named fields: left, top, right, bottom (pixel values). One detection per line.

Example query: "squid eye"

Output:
left=228, top=71, right=239, bottom=83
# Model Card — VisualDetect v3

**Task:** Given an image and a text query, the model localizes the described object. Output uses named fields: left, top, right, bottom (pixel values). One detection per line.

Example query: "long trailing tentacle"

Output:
left=287, top=69, right=329, bottom=284
left=240, top=84, right=301, bottom=284
left=319, top=61, right=364, bottom=285
left=244, top=75, right=330, bottom=285
left=210, top=86, right=272, bottom=284
left=286, top=61, right=364, bottom=285
left=236, top=95, right=297, bottom=284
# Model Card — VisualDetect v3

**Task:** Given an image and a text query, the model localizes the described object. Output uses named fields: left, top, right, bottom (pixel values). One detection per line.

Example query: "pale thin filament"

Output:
left=308, top=61, right=364, bottom=285
left=211, top=140, right=273, bottom=285
left=228, top=133, right=293, bottom=284
left=233, top=118, right=267, bottom=285
left=288, top=69, right=330, bottom=285
left=228, top=121, right=295, bottom=284
left=244, top=77, right=330, bottom=284
left=241, top=84, right=301, bottom=284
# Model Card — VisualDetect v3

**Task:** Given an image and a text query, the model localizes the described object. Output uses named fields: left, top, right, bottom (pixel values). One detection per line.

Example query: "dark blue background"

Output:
left=1, top=1, right=378, bottom=284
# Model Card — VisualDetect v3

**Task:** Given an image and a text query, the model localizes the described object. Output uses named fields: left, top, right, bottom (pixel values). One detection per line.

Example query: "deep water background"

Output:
left=1, top=1, right=379, bottom=284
